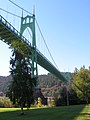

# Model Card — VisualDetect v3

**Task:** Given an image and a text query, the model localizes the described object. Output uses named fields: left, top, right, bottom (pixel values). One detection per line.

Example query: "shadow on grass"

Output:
left=77, top=111, right=90, bottom=120
left=0, top=105, right=88, bottom=120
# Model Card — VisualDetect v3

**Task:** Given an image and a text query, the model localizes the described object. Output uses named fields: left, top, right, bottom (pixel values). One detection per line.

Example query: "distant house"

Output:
left=47, top=97, right=54, bottom=102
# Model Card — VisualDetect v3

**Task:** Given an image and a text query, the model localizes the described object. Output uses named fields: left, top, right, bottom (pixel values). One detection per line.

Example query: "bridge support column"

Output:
left=20, top=14, right=38, bottom=78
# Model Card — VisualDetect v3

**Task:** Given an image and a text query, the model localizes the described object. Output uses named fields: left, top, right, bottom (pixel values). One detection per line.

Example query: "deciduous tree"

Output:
left=72, top=66, right=90, bottom=103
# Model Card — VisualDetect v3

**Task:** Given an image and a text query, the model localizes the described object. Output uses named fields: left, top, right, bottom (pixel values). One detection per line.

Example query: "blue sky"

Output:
left=0, top=0, right=90, bottom=76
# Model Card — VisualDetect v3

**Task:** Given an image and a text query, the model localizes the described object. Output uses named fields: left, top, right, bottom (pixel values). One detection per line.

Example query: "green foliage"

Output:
left=11, top=41, right=30, bottom=56
left=48, top=97, right=56, bottom=107
left=7, top=49, right=36, bottom=110
left=55, top=98, right=66, bottom=106
left=0, top=97, right=13, bottom=108
left=72, top=66, right=90, bottom=103
left=48, top=101, right=56, bottom=107
left=37, top=97, right=42, bottom=107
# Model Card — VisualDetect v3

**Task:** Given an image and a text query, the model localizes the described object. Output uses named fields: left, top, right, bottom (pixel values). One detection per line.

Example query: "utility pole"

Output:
left=66, top=86, right=69, bottom=106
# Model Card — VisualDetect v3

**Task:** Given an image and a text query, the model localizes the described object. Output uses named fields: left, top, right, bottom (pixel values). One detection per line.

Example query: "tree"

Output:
left=8, top=49, right=36, bottom=114
left=72, top=66, right=90, bottom=104
left=37, top=97, right=42, bottom=107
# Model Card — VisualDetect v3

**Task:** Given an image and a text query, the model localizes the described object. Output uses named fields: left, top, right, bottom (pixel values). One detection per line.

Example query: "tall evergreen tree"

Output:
left=8, top=49, right=36, bottom=114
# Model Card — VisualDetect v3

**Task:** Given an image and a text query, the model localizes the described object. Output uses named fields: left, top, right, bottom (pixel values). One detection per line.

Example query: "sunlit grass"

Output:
left=0, top=105, right=90, bottom=120
left=0, top=108, right=21, bottom=112
left=74, top=104, right=90, bottom=120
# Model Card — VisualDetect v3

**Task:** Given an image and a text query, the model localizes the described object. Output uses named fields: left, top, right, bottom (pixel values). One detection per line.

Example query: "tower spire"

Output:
left=33, top=5, right=35, bottom=15
left=22, top=9, right=23, bottom=18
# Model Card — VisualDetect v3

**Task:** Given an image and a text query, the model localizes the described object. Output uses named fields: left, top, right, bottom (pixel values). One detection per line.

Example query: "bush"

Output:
left=55, top=98, right=66, bottom=106
left=0, top=97, right=13, bottom=108
left=48, top=101, right=56, bottom=107
left=37, top=97, right=42, bottom=107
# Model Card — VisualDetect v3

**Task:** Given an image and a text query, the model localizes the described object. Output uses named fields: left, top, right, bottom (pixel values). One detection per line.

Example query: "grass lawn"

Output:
left=0, top=104, right=90, bottom=120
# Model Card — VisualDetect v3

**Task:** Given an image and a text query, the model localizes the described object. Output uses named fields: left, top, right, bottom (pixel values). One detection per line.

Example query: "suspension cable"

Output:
left=8, top=0, right=33, bottom=16
left=35, top=19, right=58, bottom=69
left=0, top=8, right=21, bottom=18
left=27, top=27, right=32, bottom=38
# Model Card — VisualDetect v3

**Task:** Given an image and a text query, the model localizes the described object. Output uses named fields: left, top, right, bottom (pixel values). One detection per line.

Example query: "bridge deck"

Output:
left=0, top=15, right=67, bottom=83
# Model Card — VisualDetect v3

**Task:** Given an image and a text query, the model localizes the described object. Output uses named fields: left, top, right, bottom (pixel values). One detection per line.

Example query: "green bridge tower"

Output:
left=20, top=13, right=38, bottom=78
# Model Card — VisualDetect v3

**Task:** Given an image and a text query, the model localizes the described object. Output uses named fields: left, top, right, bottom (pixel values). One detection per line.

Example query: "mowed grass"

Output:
left=0, top=104, right=90, bottom=120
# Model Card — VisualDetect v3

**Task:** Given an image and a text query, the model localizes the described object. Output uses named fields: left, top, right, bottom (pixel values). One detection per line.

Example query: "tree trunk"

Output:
left=85, top=97, right=89, bottom=104
left=20, top=105, right=24, bottom=115
left=86, top=99, right=89, bottom=104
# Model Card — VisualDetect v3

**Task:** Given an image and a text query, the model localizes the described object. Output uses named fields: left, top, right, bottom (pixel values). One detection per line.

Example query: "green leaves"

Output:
left=8, top=49, right=36, bottom=109
left=11, top=40, right=31, bottom=56
left=72, top=66, right=90, bottom=103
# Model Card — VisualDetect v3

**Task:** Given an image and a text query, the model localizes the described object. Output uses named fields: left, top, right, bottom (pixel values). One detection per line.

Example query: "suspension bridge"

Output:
left=0, top=8, right=67, bottom=83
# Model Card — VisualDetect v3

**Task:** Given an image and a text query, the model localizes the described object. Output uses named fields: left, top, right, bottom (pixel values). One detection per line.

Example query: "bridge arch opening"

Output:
left=22, top=27, right=32, bottom=46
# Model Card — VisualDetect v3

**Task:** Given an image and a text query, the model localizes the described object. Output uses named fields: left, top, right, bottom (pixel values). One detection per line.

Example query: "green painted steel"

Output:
left=20, top=14, right=38, bottom=78
left=0, top=15, right=67, bottom=83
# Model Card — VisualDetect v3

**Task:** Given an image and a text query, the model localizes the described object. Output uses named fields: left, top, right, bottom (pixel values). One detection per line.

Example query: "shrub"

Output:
left=37, top=97, right=42, bottom=107
left=48, top=101, right=56, bottom=107
left=0, top=97, right=13, bottom=108
left=48, top=97, right=56, bottom=107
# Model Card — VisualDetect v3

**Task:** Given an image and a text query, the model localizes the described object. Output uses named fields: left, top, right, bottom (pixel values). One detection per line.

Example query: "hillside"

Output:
left=38, top=72, right=72, bottom=97
left=0, top=75, right=12, bottom=93
left=0, top=72, right=72, bottom=97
